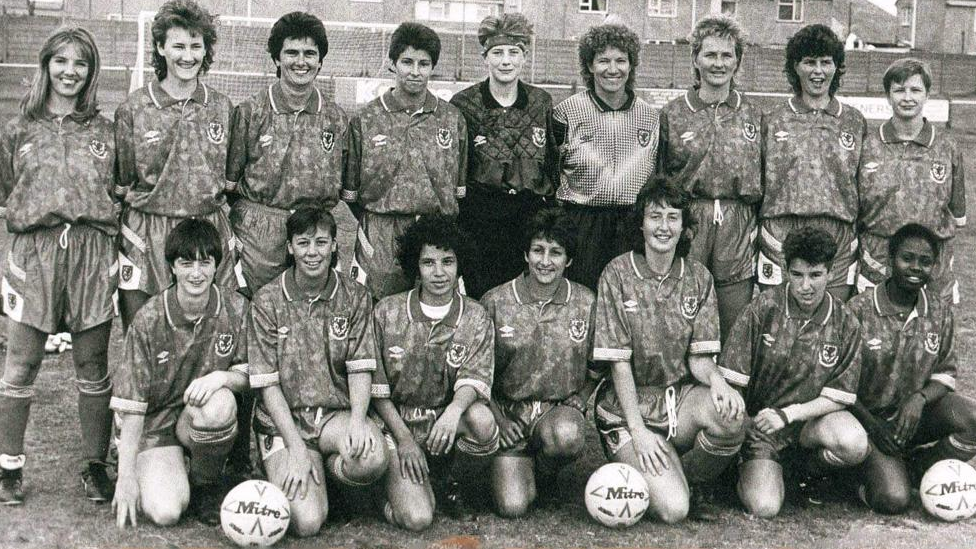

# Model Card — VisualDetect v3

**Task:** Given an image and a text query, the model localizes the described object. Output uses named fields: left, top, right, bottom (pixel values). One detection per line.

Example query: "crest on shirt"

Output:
left=637, top=129, right=652, bottom=148
left=330, top=316, right=349, bottom=340
left=742, top=123, right=758, bottom=142
left=215, top=333, right=234, bottom=357
left=436, top=128, right=453, bottom=149
left=839, top=131, right=855, bottom=151
left=207, top=121, right=225, bottom=144
left=762, top=263, right=773, bottom=280
left=320, top=130, right=335, bottom=153
left=569, top=318, right=587, bottom=343
left=121, top=265, right=133, bottom=282
left=5, top=293, right=15, bottom=311
left=499, top=325, right=515, bottom=338
left=819, top=343, right=839, bottom=368
left=532, top=126, right=546, bottom=148
left=681, top=296, right=699, bottom=319
left=924, top=332, right=941, bottom=355
left=88, top=139, right=108, bottom=160
left=931, top=162, right=947, bottom=183
left=446, top=342, right=468, bottom=368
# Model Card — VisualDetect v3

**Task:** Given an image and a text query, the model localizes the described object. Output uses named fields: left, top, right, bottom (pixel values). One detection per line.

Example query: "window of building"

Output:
left=721, top=0, right=736, bottom=16
left=647, top=0, right=676, bottom=17
left=504, top=0, right=521, bottom=12
left=415, top=1, right=502, bottom=22
left=579, top=0, right=608, bottom=13
left=777, top=0, right=802, bottom=21
left=899, top=6, right=912, bottom=26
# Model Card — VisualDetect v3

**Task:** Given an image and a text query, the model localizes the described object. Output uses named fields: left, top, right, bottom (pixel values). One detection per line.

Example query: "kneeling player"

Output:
left=723, top=227, right=869, bottom=518
left=848, top=224, right=976, bottom=514
left=372, top=215, right=498, bottom=530
left=248, top=207, right=388, bottom=537
left=111, top=219, right=249, bottom=528
left=593, top=177, right=746, bottom=524
left=481, top=209, right=598, bottom=517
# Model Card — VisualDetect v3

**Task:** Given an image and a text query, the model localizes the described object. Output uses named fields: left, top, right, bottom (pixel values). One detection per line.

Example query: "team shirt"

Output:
left=481, top=276, right=596, bottom=402
left=0, top=113, right=117, bottom=235
left=720, top=285, right=861, bottom=414
left=658, top=89, right=763, bottom=202
left=341, top=90, right=467, bottom=215
left=114, top=81, right=233, bottom=216
left=109, top=285, right=249, bottom=416
left=552, top=91, right=660, bottom=207
left=372, top=289, right=494, bottom=408
left=761, top=96, right=866, bottom=223
left=226, top=83, right=348, bottom=209
left=858, top=119, right=967, bottom=239
left=848, top=284, right=956, bottom=419
left=248, top=268, right=377, bottom=411
left=593, top=253, right=721, bottom=388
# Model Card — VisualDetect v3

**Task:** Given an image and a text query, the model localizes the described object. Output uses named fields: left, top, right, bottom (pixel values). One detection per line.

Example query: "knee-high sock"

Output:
left=226, top=390, right=254, bottom=472
left=681, top=430, right=742, bottom=484
left=325, top=453, right=381, bottom=487
left=75, top=375, right=112, bottom=463
left=802, top=447, right=850, bottom=476
left=450, top=426, right=500, bottom=483
left=913, top=435, right=976, bottom=474
left=0, top=380, right=33, bottom=460
left=185, top=421, right=238, bottom=485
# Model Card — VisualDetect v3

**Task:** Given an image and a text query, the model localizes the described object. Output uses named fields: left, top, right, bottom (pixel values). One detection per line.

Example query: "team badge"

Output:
left=569, top=319, right=587, bottom=343
left=88, top=139, right=108, bottom=160
left=436, top=128, right=453, bottom=149
left=681, top=296, right=699, bottom=319
left=839, top=131, right=855, bottom=151
left=931, top=162, right=947, bottom=183
left=762, top=263, right=773, bottom=279
left=330, top=316, right=349, bottom=340
left=215, top=333, right=234, bottom=357
left=742, top=123, right=758, bottom=142
left=207, top=121, right=225, bottom=144
left=389, top=346, right=405, bottom=360
left=637, top=129, right=651, bottom=148
left=121, top=265, right=133, bottom=282
left=6, top=293, right=15, bottom=311
left=320, top=130, right=335, bottom=153
left=446, top=342, right=468, bottom=368
left=499, top=325, right=515, bottom=339
left=532, top=126, right=546, bottom=148
left=924, top=332, right=941, bottom=355
left=819, top=343, right=839, bottom=367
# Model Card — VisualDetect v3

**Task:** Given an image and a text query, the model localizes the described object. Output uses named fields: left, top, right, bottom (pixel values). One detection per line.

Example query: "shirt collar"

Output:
left=406, top=288, right=464, bottom=328
left=628, top=252, right=685, bottom=282
left=279, top=267, right=339, bottom=303
left=878, top=119, right=936, bottom=147
left=684, top=87, right=742, bottom=113
left=788, top=95, right=842, bottom=117
left=588, top=89, right=635, bottom=112
left=511, top=274, right=571, bottom=306
left=163, top=285, right=221, bottom=329
left=147, top=79, right=209, bottom=109
left=268, top=82, right=323, bottom=115
left=479, top=79, right=529, bottom=109
left=872, top=281, right=928, bottom=321
left=380, top=88, right=439, bottom=115
left=782, top=283, right=833, bottom=326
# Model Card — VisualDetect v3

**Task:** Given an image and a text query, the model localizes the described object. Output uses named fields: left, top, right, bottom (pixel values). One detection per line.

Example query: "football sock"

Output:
left=451, top=426, right=500, bottom=483
left=681, top=429, right=742, bottom=484
left=226, top=390, right=254, bottom=474
left=803, top=447, right=849, bottom=476
left=913, top=435, right=976, bottom=474
left=0, top=380, right=33, bottom=457
left=185, top=420, right=238, bottom=485
left=325, top=454, right=380, bottom=487
left=75, top=375, right=112, bottom=463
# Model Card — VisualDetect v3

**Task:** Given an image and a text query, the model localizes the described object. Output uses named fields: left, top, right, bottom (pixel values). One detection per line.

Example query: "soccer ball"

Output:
left=220, top=480, right=291, bottom=546
left=584, top=463, right=650, bottom=528
left=920, top=459, right=976, bottom=522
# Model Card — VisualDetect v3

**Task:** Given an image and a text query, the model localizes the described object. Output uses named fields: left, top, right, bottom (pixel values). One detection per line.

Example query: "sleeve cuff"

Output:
left=593, top=347, right=632, bottom=362
left=931, top=373, right=957, bottom=390
left=346, top=359, right=377, bottom=373
left=340, top=189, right=358, bottom=202
left=454, top=378, right=491, bottom=401
left=109, top=396, right=147, bottom=414
left=230, top=363, right=248, bottom=376
left=955, top=216, right=967, bottom=227
left=690, top=340, right=721, bottom=355
left=113, top=184, right=129, bottom=198
left=820, top=387, right=857, bottom=406
left=719, top=367, right=750, bottom=388
left=371, top=383, right=391, bottom=398
left=249, top=371, right=280, bottom=389
left=224, top=180, right=238, bottom=192
left=455, top=186, right=467, bottom=199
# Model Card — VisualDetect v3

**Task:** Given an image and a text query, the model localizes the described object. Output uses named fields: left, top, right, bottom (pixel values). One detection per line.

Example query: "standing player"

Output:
left=593, top=177, right=746, bottom=524
left=372, top=215, right=498, bottom=529
left=856, top=59, right=966, bottom=305
left=552, top=22, right=660, bottom=291
left=723, top=227, right=869, bottom=518
left=248, top=208, right=388, bottom=537
left=481, top=209, right=598, bottom=517
left=115, top=0, right=238, bottom=328
left=0, top=27, right=117, bottom=505
left=658, top=16, right=762, bottom=340
left=759, top=24, right=865, bottom=301
left=111, top=219, right=249, bottom=528
left=341, top=23, right=467, bottom=300
left=848, top=224, right=976, bottom=514
left=450, top=13, right=556, bottom=298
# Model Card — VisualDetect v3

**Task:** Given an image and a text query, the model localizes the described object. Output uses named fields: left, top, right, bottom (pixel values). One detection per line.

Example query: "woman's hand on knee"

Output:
left=113, top=473, right=140, bottom=529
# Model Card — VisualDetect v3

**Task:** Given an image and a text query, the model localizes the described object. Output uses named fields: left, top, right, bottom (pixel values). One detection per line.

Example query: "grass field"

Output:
left=2, top=144, right=976, bottom=549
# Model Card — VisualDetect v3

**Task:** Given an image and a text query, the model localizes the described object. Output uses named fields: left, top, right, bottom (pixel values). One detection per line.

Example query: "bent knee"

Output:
left=463, top=403, right=497, bottom=441
left=833, top=429, right=870, bottom=464
left=398, top=505, right=433, bottom=532
left=142, top=498, right=186, bottom=526
left=738, top=486, right=782, bottom=519
left=289, top=509, right=326, bottom=537
left=542, top=420, right=586, bottom=458
left=496, top=492, right=533, bottom=518
left=654, top=499, right=689, bottom=524
left=188, top=388, right=237, bottom=429
left=866, top=483, right=910, bottom=515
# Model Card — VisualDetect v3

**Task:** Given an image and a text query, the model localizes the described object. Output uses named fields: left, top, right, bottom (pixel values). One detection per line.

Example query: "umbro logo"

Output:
left=157, top=351, right=169, bottom=364
left=863, top=161, right=879, bottom=173
left=144, top=130, right=161, bottom=144
left=623, top=300, right=638, bottom=313
left=774, top=131, right=789, bottom=142
left=474, top=135, right=487, bottom=147
left=372, top=134, right=388, bottom=147
left=389, top=346, right=405, bottom=359
left=762, top=333, right=775, bottom=347
left=680, top=131, right=695, bottom=143
left=866, top=338, right=882, bottom=351
left=499, top=325, right=515, bottom=338
left=259, top=134, right=273, bottom=148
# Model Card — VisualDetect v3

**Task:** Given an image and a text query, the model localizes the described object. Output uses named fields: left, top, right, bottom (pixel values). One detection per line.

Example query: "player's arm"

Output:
left=609, top=360, right=672, bottom=476
left=224, top=102, right=250, bottom=195
left=113, top=412, right=145, bottom=529
left=0, top=123, right=17, bottom=217
left=260, top=384, right=321, bottom=500
left=688, top=275, right=742, bottom=421
left=454, top=113, right=468, bottom=202
left=950, top=143, right=967, bottom=227
left=113, top=103, right=137, bottom=200
left=341, top=116, right=365, bottom=221
left=183, top=368, right=247, bottom=407
left=655, top=111, right=669, bottom=174
left=345, top=289, right=381, bottom=457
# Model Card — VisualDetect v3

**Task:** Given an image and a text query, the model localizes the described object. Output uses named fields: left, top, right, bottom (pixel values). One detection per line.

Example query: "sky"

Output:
left=865, top=0, right=897, bottom=15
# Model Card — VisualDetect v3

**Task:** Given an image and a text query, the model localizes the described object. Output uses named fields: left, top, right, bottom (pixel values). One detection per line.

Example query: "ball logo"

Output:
left=221, top=480, right=291, bottom=546
left=681, top=296, right=699, bottom=319
left=839, top=131, right=855, bottom=151
left=742, top=123, right=757, bottom=142
left=207, top=121, right=225, bottom=144
left=532, top=126, right=546, bottom=148
left=921, top=459, right=976, bottom=522
left=931, top=162, right=947, bottom=183
left=819, top=343, right=839, bottom=367
left=637, top=129, right=651, bottom=148
left=585, top=463, right=650, bottom=528
left=446, top=342, right=468, bottom=368
left=925, top=332, right=941, bottom=355
left=215, top=333, right=234, bottom=357
left=320, top=129, right=335, bottom=153
left=569, top=319, right=587, bottom=343
left=436, top=128, right=453, bottom=149
left=330, top=316, right=349, bottom=340
left=88, top=139, right=108, bottom=159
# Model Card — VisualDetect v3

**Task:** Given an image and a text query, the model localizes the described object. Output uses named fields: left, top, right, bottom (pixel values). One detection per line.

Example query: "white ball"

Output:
left=920, top=459, right=976, bottom=522
left=584, top=463, right=650, bottom=528
left=220, top=480, right=291, bottom=546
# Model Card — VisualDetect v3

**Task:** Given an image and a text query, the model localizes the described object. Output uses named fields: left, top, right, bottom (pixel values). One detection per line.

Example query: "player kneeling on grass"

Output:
left=722, top=226, right=869, bottom=518
left=481, top=209, right=599, bottom=517
left=111, top=219, right=249, bottom=528
left=592, top=176, right=746, bottom=524
left=372, top=215, right=498, bottom=529
left=848, top=224, right=976, bottom=515
left=248, top=207, right=388, bottom=537
left=0, top=27, right=118, bottom=506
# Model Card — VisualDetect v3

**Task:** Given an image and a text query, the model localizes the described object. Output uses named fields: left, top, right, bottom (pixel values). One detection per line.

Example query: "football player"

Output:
left=341, top=22, right=467, bottom=300
left=481, top=209, right=598, bottom=516
left=372, top=215, right=498, bottom=529
left=111, top=219, right=249, bottom=528
left=248, top=207, right=388, bottom=536
left=592, top=176, right=745, bottom=524
left=723, top=227, right=869, bottom=518
left=0, top=27, right=117, bottom=506
left=848, top=224, right=976, bottom=514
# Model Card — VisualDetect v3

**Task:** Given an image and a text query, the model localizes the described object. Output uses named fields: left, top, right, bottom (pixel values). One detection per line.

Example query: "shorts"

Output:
left=118, top=207, right=242, bottom=295
left=561, top=202, right=632, bottom=292
left=594, top=382, right=695, bottom=457
left=254, top=406, right=344, bottom=460
left=857, top=232, right=958, bottom=305
left=495, top=399, right=567, bottom=457
left=350, top=212, right=416, bottom=300
left=115, top=407, right=182, bottom=453
left=688, top=198, right=757, bottom=286
left=2, top=224, right=117, bottom=334
left=230, top=199, right=293, bottom=296
left=757, top=216, right=857, bottom=289
left=740, top=421, right=806, bottom=463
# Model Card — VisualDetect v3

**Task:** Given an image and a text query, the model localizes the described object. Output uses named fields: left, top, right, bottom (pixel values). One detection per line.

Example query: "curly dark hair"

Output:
left=150, top=0, right=217, bottom=82
left=888, top=223, right=940, bottom=262
left=388, top=22, right=441, bottom=66
left=882, top=57, right=932, bottom=94
left=629, top=176, right=696, bottom=258
left=522, top=208, right=578, bottom=260
left=164, top=217, right=222, bottom=268
left=396, top=214, right=475, bottom=285
left=784, top=24, right=846, bottom=97
left=578, top=23, right=640, bottom=92
left=783, top=226, right=837, bottom=270
left=267, top=12, right=329, bottom=79
left=285, top=207, right=339, bottom=269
